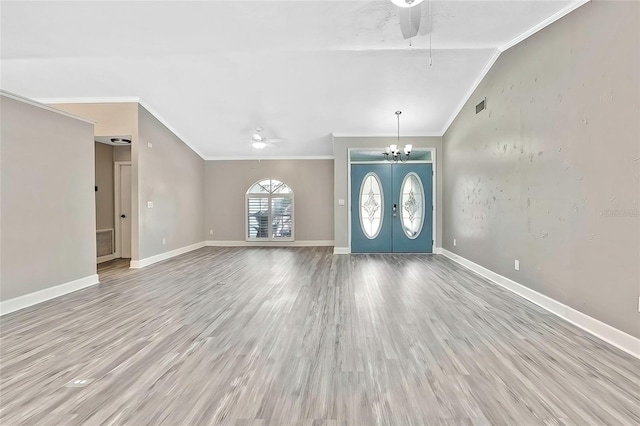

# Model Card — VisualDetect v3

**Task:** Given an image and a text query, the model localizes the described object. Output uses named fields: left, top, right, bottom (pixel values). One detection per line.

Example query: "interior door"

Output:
left=118, top=164, right=132, bottom=258
left=351, top=164, right=392, bottom=253
left=351, top=163, right=433, bottom=253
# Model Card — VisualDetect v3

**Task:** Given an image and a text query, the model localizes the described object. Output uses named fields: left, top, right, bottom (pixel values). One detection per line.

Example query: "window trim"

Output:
left=245, top=179, right=295, bottom=242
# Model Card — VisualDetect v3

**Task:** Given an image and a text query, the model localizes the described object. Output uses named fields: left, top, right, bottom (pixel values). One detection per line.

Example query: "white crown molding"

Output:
left=137, top=99, right=206, bottom=160
left=499, top=0, right=590, bottom=52
left=439, top=49, right=501, bottom=136
left=33, top=96, right=140, bottom=104
left=439, top=249, right=640, bottom=359
left=440, top=0, right=590, bottom=136
left=1, top=90, right=96, bottom=124
left=206, top=240, right=334, bottom=247
left=331, top=133, right=442, bottom=139
left=130, top=241, right=205, bottom=269
left=0, top=274, right=100, bottom=316
left=30, top=95, right=207, bottom=160
left=205, top=155, right=334, bottom=161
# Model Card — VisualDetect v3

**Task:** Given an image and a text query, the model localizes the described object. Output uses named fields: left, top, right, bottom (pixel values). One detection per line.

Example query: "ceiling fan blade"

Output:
left=266, top=138, right=287, bottom=143
left=399, top=3, right=421, bottom=40
left=418, top=2, right=432, bottom=35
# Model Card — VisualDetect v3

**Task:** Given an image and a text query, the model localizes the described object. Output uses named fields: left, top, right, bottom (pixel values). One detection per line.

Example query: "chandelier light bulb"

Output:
left=390, top=0, right=425, bottom=8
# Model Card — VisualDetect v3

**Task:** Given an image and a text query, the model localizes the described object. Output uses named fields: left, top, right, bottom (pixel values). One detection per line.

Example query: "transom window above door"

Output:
left=246, top=179, right=294, bottom=241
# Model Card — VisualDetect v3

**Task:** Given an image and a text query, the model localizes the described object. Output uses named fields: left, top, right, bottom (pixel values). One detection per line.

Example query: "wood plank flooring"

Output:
left=1, top=247, right=639, bottom=425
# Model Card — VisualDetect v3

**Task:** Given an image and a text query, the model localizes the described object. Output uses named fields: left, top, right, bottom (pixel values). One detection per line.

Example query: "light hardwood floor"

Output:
left=1, top=247, right=639, bottom=425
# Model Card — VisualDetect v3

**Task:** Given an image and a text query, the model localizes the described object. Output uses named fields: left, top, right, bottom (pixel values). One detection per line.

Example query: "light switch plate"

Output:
left=515, top=259, right=520, bottom=271
left=147, top=201, right=154, bottom=208
left=338, top=199, right=345, bottom=206
left=147, top=142, right=153, bottom=148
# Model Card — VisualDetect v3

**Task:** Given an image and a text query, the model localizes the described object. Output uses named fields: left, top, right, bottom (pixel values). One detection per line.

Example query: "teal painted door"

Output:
left=391, top=163, right=433, bottom=253
left=351, top=164, right=392, bottom=253
left=351, top=163, right=432, bottom=253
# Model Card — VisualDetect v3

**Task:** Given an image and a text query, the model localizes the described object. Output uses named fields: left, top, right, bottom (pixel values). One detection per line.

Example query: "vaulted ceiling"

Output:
left=1, top=1, right=585, bottom=159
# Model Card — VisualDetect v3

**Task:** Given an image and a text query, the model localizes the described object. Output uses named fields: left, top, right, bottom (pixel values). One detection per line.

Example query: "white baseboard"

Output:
left=439, top=249, right=640, bottom=359
left=205, top=240, right=334, bottom=247
left=130, top=241, right=205, bottom=269
left=0, top=274, right=100, bottom=316
left=97, top=254, right=116, bottom=264
left=433, top=247, right=444, bottom=255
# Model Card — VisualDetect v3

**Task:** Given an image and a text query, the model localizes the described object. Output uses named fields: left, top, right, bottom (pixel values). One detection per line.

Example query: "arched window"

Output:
left=246, top=179, right=294, bottom=241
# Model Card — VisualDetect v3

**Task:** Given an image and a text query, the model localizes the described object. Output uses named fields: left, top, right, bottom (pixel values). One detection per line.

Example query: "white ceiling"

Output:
left=1, top=0, right=584, bottom=159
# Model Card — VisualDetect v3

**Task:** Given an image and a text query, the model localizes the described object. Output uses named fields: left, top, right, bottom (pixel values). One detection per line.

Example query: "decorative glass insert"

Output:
left=400, top=172, right=425, bottom=239
left=359, top=173, right=384, bottom=239
left=248, top=179, right=291, bottom=194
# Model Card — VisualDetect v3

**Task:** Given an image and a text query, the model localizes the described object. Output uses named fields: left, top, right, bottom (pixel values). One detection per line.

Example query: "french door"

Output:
left=351, top=163, right=433, bottom=253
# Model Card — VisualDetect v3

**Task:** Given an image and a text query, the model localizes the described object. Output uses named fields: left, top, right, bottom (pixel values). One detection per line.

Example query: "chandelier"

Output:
left=383, top=111, right=412, bottom=163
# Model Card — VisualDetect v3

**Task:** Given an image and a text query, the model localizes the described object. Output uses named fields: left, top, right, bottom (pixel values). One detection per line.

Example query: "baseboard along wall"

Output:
left=0, top=274, right=100, bottom=316
left=439, top=248, right=640, bottom=359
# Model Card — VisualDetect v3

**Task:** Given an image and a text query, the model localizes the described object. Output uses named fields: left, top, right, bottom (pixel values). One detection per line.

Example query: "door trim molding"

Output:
left=347, top=148, right=437, bottom=253
left=114, top=161, right=132, bottom=259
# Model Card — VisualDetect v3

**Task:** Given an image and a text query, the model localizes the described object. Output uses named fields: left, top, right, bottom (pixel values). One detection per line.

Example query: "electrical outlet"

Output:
left=162, top=237, right=166, bottom=245
left=453, top=238, right=456, bottom=246
left=147, top=201, right=154, bottom=208
left=209, top=229, right=213, bottom=235
left=515, top=259, right=520, bottom=271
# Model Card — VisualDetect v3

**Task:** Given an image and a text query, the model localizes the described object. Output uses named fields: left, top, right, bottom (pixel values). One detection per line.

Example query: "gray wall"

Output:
left=333, top=136, right=443, bottom=251
left=95, top=142, right=114, bottom=231
left=138, top=105, right=205, bottom=258
left=205, top=160, right=334, bottom=242
left=1, top=94, right=96, bottom=301
left=442, top=1, right=640, bottom=338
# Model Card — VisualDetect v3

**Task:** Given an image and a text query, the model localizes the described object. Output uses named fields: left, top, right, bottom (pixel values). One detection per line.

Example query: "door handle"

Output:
left=120, top=214, right=126, bottom=218
left=393, top=203, right=397, bottom=217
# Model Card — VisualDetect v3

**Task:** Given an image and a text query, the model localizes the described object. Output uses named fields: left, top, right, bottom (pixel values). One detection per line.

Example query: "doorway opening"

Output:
left=94, top=135, right=132, bottom=264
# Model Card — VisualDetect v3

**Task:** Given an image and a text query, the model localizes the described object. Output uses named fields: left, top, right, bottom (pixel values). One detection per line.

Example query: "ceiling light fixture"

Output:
left=384, top=111, right=412, bottom=162
left=251, top=127, right=267, bottom=149
left=390, top=0, right=425, bottom=8
left=110, top=137, right=131, bottom=145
